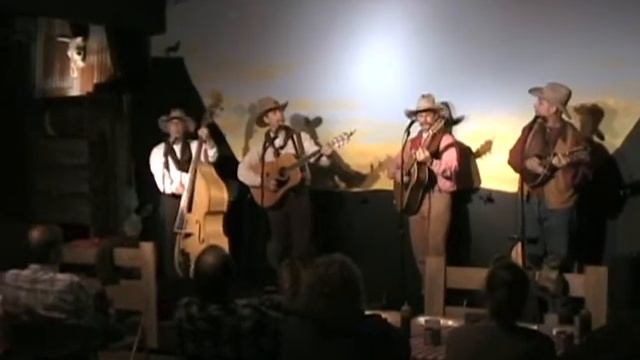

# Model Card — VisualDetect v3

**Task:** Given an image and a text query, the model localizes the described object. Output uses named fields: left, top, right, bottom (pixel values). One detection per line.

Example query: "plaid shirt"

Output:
left=0, top=264, right=94, bottom=323
left=175, top=296, right=283, bottom=360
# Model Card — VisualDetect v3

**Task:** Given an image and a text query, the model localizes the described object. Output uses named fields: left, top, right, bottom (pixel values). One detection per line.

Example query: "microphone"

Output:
left=403, top=118, right=417, bottom=136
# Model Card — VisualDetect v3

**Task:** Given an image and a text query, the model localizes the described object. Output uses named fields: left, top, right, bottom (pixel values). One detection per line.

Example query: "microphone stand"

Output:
left=399, top=118, right=416, bottom=338
left=515, top=116, right=541, bottom=269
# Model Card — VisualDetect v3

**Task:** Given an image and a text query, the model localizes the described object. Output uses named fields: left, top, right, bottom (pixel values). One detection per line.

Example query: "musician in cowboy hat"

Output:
left=508, top=82, right=590, bottom=271
left=238, top=96, right=333, bottom=270
left=388, top=93, right=459, bottom=290
left=149, top=108, right=218, bottom=279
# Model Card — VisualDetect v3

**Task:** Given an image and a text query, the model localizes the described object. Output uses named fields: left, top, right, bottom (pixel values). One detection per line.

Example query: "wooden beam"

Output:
left=445, top=306, right=487, bottom=319
left=62, top=243, right=142, bottom=268
left=425, top=256, right=445, bottom=316
left=445, top=266, right=587, bottom=298
left=584, top=266, right=607, bottom=329
left=446, top=266, right=487, bottom=290
left=442, top=265, right=607, bottom=330
left=139, top=242, right=158, bottom=348
left=62, top=241, right=159, bottom=348
left=106, top=280, right=145, bottom=310
left=564, top=273, right=585, bottom=298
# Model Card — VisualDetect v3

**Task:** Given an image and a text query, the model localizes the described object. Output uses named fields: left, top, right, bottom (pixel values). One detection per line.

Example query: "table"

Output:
left=409, top=316, right=459, bottom=360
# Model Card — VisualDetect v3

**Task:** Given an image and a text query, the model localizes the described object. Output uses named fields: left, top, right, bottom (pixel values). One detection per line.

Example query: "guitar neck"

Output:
left=179, top=139, right=204, bottom=209
left=403, top=155, right=418, bottom=173
left=276, top=130, right=355, bottom=175
left=282, top=148, right=322, bottom=174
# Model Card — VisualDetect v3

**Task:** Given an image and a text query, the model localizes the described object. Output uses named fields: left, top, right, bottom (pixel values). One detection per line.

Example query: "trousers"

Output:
left=523, top=195, right=576, bottom=269
left=266, top=185, right=314, bottom=270
left=408, top=189, right=452, bottom=277
left=158, top=194, right=180, bottom=279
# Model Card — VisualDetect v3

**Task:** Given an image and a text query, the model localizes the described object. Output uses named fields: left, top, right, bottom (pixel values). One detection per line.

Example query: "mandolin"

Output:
left=522, top=146, right=590, bottom=188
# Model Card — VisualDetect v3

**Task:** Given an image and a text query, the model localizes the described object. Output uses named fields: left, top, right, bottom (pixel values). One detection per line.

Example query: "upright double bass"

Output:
left=173, top=98, right=229, bottom=278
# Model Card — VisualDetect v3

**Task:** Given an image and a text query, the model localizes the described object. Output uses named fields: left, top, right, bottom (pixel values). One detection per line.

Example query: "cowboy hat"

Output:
left=574, top=103, right=605, bottom=141
left=158, top=108, right=196, bottom=133
left=528, top=82, right=573, bottom=119
left=253, top=96, right=289, bottom=127
left=439, top=101, right=465, bottom=127
left=404, top=93, right=443, bottom=119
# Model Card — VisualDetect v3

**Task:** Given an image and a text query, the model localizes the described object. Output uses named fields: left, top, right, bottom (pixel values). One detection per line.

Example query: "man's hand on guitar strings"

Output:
left=268, top=179, right=280, bottom=191
left=269, top=175, right=289, bottom=191
left=415, top=148, right=432, bottom=163
left=525, top=157, right=545, bottom=174
left=198, top=126, right=217, bottom=149
left=321, top=144, right=333, bottom=156
left=197, top=126, right=211, bottom=141
left=174, top=183, right=185, bottom=195
left=551, top=153, right=570, bottom=168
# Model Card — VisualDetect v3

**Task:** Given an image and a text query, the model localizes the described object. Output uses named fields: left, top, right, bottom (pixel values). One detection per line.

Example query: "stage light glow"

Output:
left=348, top=32, right=408, bottom=97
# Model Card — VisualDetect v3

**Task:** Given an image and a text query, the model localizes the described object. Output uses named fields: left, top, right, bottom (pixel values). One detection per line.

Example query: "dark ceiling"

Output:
left=1, top=0, right=166, bottom=34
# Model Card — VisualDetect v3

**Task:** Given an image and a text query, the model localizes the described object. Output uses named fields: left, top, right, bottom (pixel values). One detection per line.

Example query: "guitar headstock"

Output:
left=425, top=118, right=446, bottom=137
left=473, top=139, right=494, bottom=159
left=328, top=129, right=356, bottom=150
left=203, top=90, right=224, bottom=126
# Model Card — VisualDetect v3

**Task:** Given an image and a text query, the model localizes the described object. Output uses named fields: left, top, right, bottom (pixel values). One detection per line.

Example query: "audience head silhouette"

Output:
left=298, top=253, right=365, bottom=327
left=485, top=259, right=530, bottom=326
left=28, top=224, right=64, bottom=265
left=193, top=245, right=233, bottom=302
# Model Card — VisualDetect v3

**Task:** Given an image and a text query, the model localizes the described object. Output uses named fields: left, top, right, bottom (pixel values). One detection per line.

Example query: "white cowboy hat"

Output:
left=253, top=96, right=289, bottom=127
left=404, top=93, right=443, bottom=119
left=157, top=108, right=196, bottom=133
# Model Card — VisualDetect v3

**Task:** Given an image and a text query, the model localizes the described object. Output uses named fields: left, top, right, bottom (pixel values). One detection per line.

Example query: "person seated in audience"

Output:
left=559, top=310, right=640, bottom=360
left=1, top=225, right=97, bottom=323
left=174, top=245, right=280, bottom=360
left=445, top=259, right=557, bottom=360
left=0, top=224, right=106, bottom=357
left=279, top=253, right=410, bottom=360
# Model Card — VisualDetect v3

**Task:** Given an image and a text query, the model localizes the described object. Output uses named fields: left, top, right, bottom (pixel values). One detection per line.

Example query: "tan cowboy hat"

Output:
left=574, top=103, right=605, bottom=141
left=253, top=96, right=289, bottom=127
left=404, top=93, right=443, bottom=119
left=158, top=108, right=196, bottom=133
left=528, top=82, right=573, bottom=119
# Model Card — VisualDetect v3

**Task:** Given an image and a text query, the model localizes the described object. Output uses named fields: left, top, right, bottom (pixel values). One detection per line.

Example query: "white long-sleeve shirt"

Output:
left=237, top=130, right=329, bottom=187
left=149, top=140, right=218, bottom=194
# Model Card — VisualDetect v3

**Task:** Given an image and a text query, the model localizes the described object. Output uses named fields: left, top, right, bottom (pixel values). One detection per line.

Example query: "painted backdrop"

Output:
left=152, top=0, right=640, bottom=193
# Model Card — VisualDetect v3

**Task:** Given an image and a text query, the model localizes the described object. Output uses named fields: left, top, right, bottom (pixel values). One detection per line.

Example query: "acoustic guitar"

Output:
left=393, top=118, right=446, bottom=215
left=250, top=130, right=355, bottom=208
left=522, top=146, right=590, bottom=188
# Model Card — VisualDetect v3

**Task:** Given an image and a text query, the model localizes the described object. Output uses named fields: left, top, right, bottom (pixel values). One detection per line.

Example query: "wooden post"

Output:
left=139, top=242, right=158, bottom=348
left=584, top=266, right=607, bottom=329
left=425, top=255, right=445, bottom=316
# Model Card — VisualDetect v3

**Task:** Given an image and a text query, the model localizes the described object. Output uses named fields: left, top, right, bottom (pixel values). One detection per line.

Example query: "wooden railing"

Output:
left=62, top=241, right=158, bottom=348
left=424, top=257, right=608, bottom=329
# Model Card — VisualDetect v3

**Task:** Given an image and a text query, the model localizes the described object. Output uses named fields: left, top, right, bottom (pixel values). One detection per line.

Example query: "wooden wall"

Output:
left=28, top=93, right=132, bottom=237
